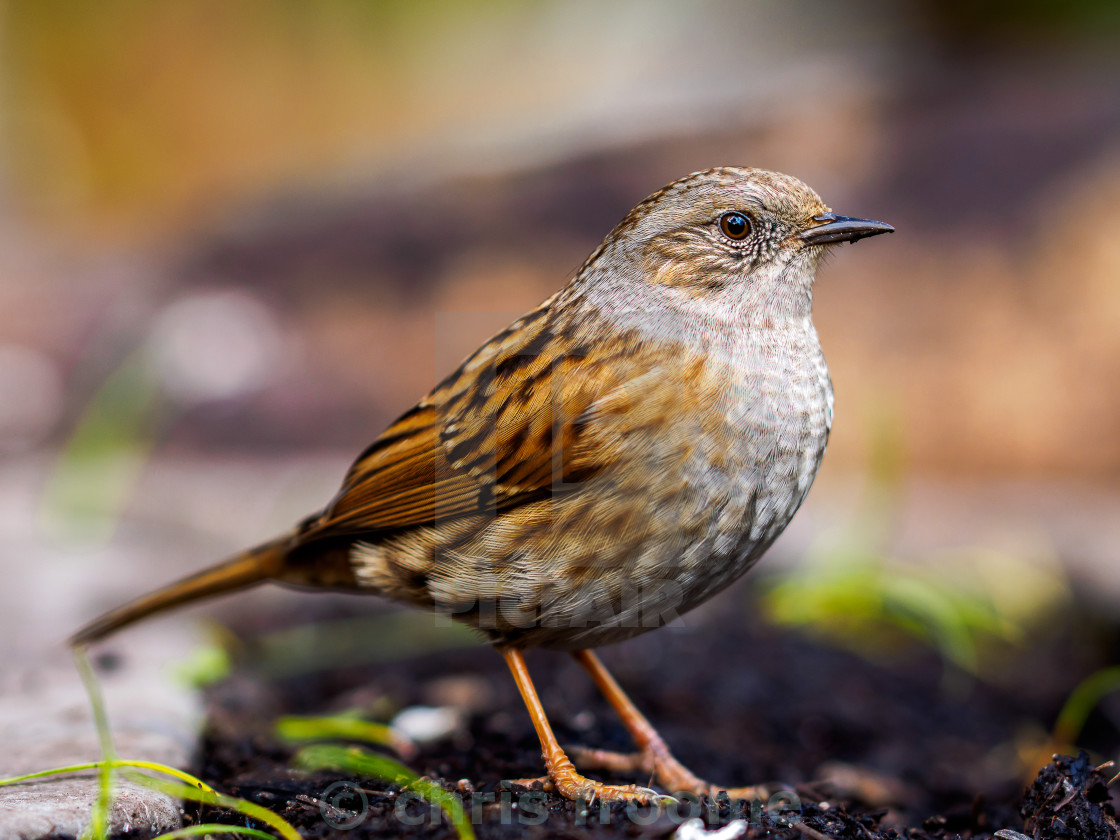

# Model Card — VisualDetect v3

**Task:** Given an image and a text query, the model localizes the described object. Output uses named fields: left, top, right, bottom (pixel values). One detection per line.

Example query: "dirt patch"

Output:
left=1020, top=753, right=1118, bottom=840
left=185, top=588, right=1120, bottom=838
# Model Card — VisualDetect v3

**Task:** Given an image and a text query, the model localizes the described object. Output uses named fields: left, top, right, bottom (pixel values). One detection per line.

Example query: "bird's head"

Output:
left=584, top=167, right=893, bottom=326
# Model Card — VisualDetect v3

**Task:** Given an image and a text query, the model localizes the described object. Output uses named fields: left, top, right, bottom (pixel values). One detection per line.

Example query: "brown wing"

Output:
left=300, top=305, right=640, bottom=540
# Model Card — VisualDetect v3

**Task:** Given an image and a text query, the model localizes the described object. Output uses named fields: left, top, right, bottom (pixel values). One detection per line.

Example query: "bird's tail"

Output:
left=69, top=537, right=290, bottom=647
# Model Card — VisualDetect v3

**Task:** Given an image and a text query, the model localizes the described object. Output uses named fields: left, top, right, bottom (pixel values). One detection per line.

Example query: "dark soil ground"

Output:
left=183, top=584, right=1120, bottom=839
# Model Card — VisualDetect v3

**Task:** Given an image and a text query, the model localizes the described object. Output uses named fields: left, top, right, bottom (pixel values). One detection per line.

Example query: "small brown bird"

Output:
left=72, top=167, right=892, bottom=803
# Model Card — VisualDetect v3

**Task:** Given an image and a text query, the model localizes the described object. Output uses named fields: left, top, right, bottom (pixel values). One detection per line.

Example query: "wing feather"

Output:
left=300, top=305, right=642, bottom=540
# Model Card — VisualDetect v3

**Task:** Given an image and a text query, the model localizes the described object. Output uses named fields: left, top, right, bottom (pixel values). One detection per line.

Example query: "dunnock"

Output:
left=73, top=167, right=893, bottom=803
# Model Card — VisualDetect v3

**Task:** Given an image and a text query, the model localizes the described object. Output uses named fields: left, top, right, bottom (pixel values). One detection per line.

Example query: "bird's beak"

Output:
left=800, top=213, right=894, bottom=245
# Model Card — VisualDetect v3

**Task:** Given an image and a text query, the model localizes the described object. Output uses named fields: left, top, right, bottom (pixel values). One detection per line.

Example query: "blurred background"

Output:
left=2, top=0, right=1120, bottom=798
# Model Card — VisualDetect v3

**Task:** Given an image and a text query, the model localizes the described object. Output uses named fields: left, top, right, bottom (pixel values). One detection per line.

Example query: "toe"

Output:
left=556, top=777, right=662, bottom=804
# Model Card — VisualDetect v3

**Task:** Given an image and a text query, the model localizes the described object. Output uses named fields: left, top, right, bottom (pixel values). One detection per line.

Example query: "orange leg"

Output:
left=502, top=648, right=660, bottom=803
left=571, top=649, right=768, bottom=801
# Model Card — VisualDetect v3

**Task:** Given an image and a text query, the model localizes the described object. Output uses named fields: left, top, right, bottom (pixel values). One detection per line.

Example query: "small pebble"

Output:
left=391, top=705, right=463, bottom=744
left=674, top=818, right=748, bottom=840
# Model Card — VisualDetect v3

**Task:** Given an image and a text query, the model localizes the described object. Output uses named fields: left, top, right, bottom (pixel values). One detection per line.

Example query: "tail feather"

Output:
left=69, top=538, right=289, bottom=647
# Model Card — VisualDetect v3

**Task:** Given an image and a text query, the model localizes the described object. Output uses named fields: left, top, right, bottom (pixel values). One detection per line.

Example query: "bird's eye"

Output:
left=718, top=212, right=752, bottom=241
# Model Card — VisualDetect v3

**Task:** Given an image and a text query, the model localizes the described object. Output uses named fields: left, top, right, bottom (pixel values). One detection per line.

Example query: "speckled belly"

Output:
left=353, top=331, right=833, bottom=652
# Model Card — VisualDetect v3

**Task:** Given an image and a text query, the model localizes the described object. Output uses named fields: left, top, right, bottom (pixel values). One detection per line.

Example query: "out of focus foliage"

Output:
left=763, top=415, right=1072, bottom=680
left=922, top=0, right=1120, bottom=43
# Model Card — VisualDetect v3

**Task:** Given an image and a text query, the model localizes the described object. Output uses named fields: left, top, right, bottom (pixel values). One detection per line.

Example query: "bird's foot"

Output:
left=568, top=744, right=769, bottom=802
left=545, top=751, right=664, bottom=804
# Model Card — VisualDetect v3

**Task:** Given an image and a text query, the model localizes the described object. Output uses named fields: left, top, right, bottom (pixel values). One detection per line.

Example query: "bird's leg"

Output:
left=571, top=649, right=768, bottom=802
left=502, top=649, right=659, bottom=804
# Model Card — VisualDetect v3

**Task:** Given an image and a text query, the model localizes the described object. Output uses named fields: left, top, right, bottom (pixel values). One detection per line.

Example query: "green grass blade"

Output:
left=111, top=760, right=216, bottom=791
left=150, top=825, right=278, bottom=840
left=0, top=763, right=110, bottom=786
left=40, top=349, right=162, bottom=545
left=275, top=714, right=415, bottom=757
left=74, top=647, right=117, bottom=840
left=0, top=760, right=213, bottom=791
left=126, top=773, right=301, bottom=840
left=66, top=640, right=300, bottom=839
left=293, top=743, right=475, bottom=840
left=1054, top=665, right=1120, bottom=746
left=1, top=761, right=298, bottom=840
